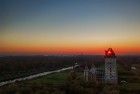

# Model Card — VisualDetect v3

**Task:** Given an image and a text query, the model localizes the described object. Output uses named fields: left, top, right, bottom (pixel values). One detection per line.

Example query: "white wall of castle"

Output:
left=105, top=58, right=118, bottom=83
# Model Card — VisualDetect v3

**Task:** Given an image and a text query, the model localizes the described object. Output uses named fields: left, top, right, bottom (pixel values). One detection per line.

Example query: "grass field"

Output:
left=0, top=70, right=73, bottom=94
left=26, top=70, right=71, bottom=84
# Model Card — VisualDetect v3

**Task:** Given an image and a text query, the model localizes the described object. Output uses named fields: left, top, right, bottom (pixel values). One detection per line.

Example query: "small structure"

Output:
left=89, top=64, right=96, bottom=81
left=131, top=66, right=136, bottom=70
left=84, top=64, right=104, bottom=83
left=83, top=48, right=118, bottom=84
left=84, top=65, right=89, bottom=81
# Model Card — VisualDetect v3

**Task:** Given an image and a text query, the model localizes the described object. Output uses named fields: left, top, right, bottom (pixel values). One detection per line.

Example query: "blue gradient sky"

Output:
left=0, top=0, right=140, bottom=55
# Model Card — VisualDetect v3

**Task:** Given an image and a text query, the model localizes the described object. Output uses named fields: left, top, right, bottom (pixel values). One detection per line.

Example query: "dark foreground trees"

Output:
left=65, top=70, right=104, bottom=94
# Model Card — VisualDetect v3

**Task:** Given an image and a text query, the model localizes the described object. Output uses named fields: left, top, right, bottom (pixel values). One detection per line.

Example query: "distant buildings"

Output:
left=131, top=66, right=136, bottom=70
left=84, top=48, right=118, bottom=84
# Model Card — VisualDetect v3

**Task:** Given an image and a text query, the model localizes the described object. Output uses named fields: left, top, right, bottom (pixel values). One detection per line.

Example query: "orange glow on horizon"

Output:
left=0, top=44, right=140, bottom=55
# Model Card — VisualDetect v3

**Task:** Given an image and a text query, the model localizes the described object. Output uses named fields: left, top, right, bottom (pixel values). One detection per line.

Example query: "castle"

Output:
left=84, top=48, right=118, bottom=84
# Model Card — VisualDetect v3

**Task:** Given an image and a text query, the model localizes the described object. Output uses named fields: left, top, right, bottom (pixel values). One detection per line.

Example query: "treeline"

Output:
left=0, top=56, right=74, bottom=82
left=0, top=55, right=103, bottom=82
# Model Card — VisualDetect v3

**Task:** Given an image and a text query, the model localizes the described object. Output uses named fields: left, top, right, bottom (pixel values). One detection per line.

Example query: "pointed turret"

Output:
left=84, top=64, right=89, bottom=81
left=89, top=64, right=96, bottom=81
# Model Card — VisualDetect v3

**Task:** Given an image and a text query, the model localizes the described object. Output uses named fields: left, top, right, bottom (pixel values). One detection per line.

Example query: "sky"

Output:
left=0, top=0, right=140, bottom=55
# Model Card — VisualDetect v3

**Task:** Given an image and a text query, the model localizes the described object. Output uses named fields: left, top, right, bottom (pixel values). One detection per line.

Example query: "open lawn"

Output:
left=27, top=70, right=71, bottom=84
left=0, top=70, right=73, bottom=94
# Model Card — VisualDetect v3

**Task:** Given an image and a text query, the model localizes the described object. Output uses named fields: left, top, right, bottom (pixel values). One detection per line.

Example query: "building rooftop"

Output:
left=105, top=48, right=116, bottom=58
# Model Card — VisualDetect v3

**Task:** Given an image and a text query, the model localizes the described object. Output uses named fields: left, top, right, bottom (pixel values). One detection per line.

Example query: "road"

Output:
left=0, top=65, right=78, bottom=87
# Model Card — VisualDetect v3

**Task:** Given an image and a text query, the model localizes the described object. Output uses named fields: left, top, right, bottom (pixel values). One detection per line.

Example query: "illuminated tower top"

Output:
left=105, top=48, right=116, bottom=58
left=105, top=48, right=117, bottom=84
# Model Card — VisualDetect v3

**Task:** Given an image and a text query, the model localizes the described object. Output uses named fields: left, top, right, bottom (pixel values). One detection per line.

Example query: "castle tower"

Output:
left=105, top=48, right=117, bottom=84
left=89, top=64, right=96, bottom=81
left=84, top=65, right=89, bottom=81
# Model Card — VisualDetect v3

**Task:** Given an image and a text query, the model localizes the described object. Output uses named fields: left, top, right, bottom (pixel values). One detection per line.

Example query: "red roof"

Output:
left=105, top=48, right=116, bottom=58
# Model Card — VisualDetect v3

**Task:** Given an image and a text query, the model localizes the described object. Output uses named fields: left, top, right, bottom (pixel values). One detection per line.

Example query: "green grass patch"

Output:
left=26, top=70, right=71, bottom=84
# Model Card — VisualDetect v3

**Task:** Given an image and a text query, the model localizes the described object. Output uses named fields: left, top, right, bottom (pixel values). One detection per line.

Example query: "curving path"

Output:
left=0, top=65, right=78, bottom=87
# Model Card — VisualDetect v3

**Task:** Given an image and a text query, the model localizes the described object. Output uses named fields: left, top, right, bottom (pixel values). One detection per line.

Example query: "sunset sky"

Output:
left=0, top=0, right=140, bottom=55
